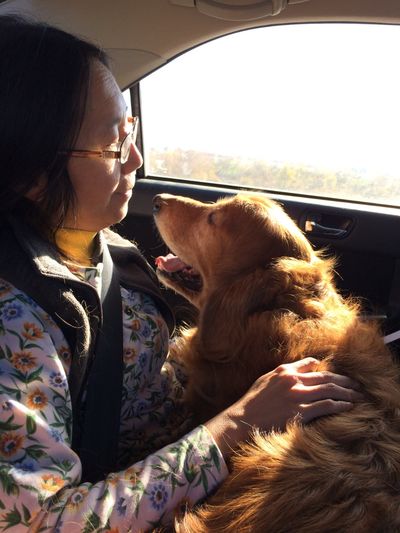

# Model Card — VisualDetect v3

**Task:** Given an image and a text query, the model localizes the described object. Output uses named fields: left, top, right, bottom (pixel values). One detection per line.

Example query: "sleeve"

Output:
left=0, top=287, right=228, bottom=532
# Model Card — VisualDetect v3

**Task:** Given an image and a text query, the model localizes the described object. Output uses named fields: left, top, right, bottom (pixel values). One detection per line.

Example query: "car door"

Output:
left=119, top=22, right=400, bottom=344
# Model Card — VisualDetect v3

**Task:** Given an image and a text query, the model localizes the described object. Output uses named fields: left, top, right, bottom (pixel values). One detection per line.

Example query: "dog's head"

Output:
left=153, top=193, right=316, bottom=308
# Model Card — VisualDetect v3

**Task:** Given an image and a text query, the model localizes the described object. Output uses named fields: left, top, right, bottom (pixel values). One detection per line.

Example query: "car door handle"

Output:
left=305, top=220, right=348, bottom=238
left=303, top=212, right=353, bottom=239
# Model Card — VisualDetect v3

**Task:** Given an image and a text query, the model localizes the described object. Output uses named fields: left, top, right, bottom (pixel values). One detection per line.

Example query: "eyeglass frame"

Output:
left=60, top=116, right=139, bottom=164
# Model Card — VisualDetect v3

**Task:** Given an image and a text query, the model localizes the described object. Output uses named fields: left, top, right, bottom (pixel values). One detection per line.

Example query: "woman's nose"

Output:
left=122, top=142, right=143, bottom=174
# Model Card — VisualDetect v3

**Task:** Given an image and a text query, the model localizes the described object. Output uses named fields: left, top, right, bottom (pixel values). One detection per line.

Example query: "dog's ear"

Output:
left=198, top=268, right=284, bottom=361
left=274, top=256, right=340, bottom=318
left=197, top=258, right=338, bottom=362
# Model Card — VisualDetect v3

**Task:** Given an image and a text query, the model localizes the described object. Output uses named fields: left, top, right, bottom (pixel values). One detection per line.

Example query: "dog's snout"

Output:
left=152, top=194, right=166, bottom=215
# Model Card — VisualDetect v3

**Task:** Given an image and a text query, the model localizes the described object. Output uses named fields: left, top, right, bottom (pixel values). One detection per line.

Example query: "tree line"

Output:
left=147, top=148, right=400, bottom=206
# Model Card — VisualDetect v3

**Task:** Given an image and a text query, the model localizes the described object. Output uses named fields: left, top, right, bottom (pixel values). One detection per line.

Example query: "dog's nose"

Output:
left=152, top=194, right=166, bottom=214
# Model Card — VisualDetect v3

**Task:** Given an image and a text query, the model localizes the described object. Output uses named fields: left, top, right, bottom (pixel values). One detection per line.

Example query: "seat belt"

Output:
left=384, top=330, right=400, bottom=345
left=78, top=243, right=124, bottom=483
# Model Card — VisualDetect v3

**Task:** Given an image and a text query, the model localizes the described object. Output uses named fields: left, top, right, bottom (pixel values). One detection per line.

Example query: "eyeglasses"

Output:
left=61, top=116, right=139, bottom=164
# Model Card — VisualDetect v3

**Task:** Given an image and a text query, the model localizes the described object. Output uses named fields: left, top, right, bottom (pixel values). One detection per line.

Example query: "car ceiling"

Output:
left=1, top=0, right=400, bottom=88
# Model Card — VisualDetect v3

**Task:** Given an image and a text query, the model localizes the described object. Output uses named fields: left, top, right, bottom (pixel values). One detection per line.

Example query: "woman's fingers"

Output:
left=300, top=399, right=354, bottom=423
left=292, top=382, right=364, bottom=403
left=279, top=357, right=320, bottom=374
left=272, top=358, right=364, bottom=423
left=297, top=370, right=361, bottom=391
left=216, top=357, right=364, bottom=448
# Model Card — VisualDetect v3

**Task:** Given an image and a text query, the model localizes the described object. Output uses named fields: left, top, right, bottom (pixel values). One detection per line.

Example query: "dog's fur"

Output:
left=153, top=192, right=400, bottom=532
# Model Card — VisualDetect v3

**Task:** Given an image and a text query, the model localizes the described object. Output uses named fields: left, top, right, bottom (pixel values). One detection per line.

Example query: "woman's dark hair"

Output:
left=0, top=15, right=109, bottom=238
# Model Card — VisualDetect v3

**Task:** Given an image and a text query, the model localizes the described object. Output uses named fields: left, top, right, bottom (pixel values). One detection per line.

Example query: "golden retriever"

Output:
left=152, top=192, right=400, bottom=533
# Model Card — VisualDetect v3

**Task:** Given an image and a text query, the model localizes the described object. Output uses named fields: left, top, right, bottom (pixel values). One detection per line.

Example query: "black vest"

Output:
left=0, top=216, right=174, bottom=482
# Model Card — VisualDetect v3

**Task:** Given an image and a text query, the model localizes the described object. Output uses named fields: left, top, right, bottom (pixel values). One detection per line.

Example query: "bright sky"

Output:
left=140, top=23, right=400, bottom=178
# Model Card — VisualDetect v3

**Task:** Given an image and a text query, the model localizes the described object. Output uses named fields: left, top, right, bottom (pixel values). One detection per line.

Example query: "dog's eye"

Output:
left=208, top=212, right=216, bottom=225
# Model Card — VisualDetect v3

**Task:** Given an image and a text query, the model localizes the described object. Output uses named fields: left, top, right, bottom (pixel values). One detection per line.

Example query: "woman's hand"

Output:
left=205, top=357, right=363, bottom=461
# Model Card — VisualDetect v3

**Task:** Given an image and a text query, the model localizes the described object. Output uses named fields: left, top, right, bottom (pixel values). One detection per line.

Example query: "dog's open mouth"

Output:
left=155, top=253, right=203, bottom=292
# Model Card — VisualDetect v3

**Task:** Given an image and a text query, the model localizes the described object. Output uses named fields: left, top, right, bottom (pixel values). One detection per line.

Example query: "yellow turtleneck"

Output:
left=55, top=228, right=97, bottom=267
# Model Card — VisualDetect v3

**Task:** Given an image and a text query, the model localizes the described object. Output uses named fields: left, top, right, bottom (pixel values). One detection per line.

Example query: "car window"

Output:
left=139, top=23, right=400, bottom=207
left=123, top=88, right=132, bottom=116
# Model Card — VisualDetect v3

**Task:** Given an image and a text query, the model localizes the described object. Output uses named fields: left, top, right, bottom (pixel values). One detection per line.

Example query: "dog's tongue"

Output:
left=155, top=253, right=188, bottom=273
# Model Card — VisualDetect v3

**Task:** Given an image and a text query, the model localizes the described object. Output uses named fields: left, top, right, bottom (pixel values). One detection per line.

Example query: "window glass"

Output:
left=140, top=24, right=400, bottom=206
left=123, top=88, right=132, bottom=116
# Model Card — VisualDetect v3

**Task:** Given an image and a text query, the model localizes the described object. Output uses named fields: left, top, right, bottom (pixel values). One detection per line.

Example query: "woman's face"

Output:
left=64, top=60, right=143, bottom=231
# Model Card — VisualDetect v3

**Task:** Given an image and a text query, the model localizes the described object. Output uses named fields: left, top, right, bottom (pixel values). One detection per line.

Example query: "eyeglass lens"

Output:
left=120, top=133, right=130, bottom=164
left=120, top=128, right=137, bottom=164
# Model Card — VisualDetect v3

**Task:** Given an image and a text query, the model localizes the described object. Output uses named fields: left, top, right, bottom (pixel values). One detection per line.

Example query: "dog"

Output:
left=153, top=192, right=400, bottom=532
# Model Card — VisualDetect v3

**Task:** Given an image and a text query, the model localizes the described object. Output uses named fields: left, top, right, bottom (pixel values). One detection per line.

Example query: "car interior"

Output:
left=2, top=0, right=400, bottom=346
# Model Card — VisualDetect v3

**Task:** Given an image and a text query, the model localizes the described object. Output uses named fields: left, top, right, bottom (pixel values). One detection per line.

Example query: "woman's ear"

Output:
left=24, top=174, right=47, bottom=201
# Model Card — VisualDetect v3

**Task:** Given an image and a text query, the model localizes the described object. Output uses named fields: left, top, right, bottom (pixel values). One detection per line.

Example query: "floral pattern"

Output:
left=0, top=272, right=228, bottom=531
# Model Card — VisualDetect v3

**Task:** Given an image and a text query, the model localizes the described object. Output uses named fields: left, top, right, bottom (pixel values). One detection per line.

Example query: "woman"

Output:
left=0, top=15, right=362, bottom=532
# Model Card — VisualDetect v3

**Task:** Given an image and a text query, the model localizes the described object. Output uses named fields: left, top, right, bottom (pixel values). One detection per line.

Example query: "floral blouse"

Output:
left=0, top=264, right=228, bottom=532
